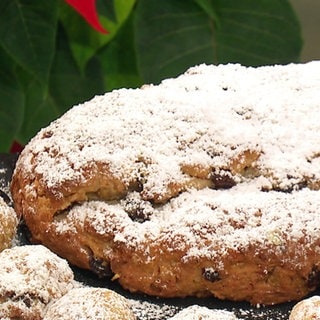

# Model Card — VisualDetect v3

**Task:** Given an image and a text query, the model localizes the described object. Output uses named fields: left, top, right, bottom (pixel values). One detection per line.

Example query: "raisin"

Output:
left=89, top=257, right=112, bottom=278
left=127, top=208, right=151, bottom=223
left=210, top=172, right=236, bottom=189
left=122, top=193, right=153, bottom=223
left=202, top=268, right=221, bottom=282
left=42, top=130, right=53, bottom=138
left=307, top=266, right=320, bottom=289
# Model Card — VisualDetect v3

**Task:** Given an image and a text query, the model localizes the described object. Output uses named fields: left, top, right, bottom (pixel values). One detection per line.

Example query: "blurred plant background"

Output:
left=0, top=0, right=303, bottom=152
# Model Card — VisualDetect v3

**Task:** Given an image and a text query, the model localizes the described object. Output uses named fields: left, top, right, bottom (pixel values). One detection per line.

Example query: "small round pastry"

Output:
left=0, top=245, right=75, bottom=320
left=0, top=195, right=18, bottom=252
left=169, top=305, right=238, bottom=320
left=289, top=296, right=320, bottom=320
left=44, top=287, right=136, bottom=320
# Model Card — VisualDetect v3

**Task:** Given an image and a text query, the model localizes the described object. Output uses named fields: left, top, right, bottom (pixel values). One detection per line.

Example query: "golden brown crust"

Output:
left=0, top=245, right=75, bottom=319
left=111, top=237, right=320, bottom=305
left=44, top=287, right=136, bottom=320
left=10, top=62, right=320, bottom=305
left=289, top=296, right=320, bottom=320
left=0, top=197, right=18, bottom=252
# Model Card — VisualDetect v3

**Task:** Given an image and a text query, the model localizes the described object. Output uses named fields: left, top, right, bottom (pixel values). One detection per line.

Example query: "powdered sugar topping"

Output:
left=289, top=295, right=320, bottom=320
left=0, top=245, right=75, bottom=302
left=44, top=287, right=135, bottom=320
left=168, top=305, right=238, bottom=319
left=0, top=245, right=75, bottom=319
left=16, top=61, right=320, bottom=196
left=53, top=180, right=320, bottom=265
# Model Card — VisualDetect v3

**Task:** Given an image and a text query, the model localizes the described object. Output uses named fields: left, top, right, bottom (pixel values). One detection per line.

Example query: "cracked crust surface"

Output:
left=0, top=245, right=75, bottom=320
left=289, top=295, right=320, bottom=320
left=44, top=287, right=136, bottom=320
left=0, top=196, right=18, bottom=252
left=10, top=61, right=320, bottom=305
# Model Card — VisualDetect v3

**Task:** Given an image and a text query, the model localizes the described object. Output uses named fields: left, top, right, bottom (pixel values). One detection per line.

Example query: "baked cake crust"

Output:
left=289, top=295, right=320, bottom=320
left=0, top=196, right=18, bottom=252
left=0, top=245, right=75, bottom=319
left=44, top=287, right=136, bottom=320
left=10, top=61, right=320, bottom=305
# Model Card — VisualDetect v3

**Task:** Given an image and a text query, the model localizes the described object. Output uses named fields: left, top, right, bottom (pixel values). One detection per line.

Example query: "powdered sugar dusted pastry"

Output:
left=0, top=196, right=18, bottom=252
left=169, top=305, right=238, bottom=320
left=0, top=245, right=75, bottom=320
left=44, top=287, right=136, bottom=320
left=289, top=296, right=320, bottom=320
left=10, top=61, right=320, bottom=305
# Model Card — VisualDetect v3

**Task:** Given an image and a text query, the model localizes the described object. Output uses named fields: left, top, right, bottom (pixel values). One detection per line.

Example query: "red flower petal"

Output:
left=65, top=0, right=108, bottom=34
left=10, top=141, right=24, bottom=153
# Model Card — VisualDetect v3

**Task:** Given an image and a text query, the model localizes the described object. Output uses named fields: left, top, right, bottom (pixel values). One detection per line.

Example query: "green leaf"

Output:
left=0, top=48, right=24, bottom=152
left=213, top=0, right=302, bottom=65
left=134, top=0, right=302, bottom=84
left=113, top=0, right=137, bottom=23
left=59, top=3, right=106, bottom=72
left=97, top=0, right=117, bottom=22
left=49, top=24, right=105, bottom=114
left=194, top=0, right=220, bottom=24
left=134, top=0, right=216, bottom=83
left=0, top=0, right=58, bottom=82
left=60, top=0, right=136, bottom=71
left=16, top=24, right=106, bottom=145
left=98, top=12, right=143, bottom=91
left=15, top=75, right=58, bottom=145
